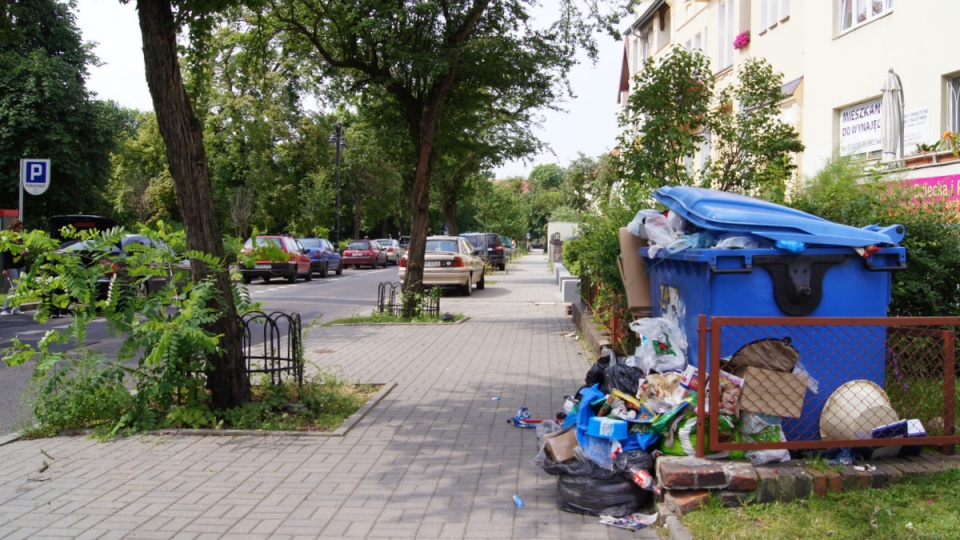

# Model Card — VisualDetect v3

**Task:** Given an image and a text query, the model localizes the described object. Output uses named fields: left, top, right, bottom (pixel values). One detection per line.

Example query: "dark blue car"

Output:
left=297, top=238, right=343, bottom=277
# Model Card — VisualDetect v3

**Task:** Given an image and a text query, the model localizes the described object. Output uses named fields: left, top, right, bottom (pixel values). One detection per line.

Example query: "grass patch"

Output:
left=324, top=311, right=464, bottom=325
left=219, top=375, right=379, bottom=432
left=17, top=354, right=378, bottom=438
left=681, top=467, right=960, bottom=539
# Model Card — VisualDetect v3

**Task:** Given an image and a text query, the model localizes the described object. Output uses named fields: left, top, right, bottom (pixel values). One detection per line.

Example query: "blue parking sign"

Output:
left=21, top=158, right=51, bottom=195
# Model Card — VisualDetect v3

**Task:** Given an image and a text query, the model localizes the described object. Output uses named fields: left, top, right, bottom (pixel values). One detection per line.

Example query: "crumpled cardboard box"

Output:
left=617, top=227, right=651, bottom=317
left=733, top=366, right=809, bottom=418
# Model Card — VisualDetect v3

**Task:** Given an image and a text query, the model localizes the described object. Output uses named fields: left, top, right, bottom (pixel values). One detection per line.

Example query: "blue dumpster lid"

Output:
left=654, top=186, right=902, bottom=247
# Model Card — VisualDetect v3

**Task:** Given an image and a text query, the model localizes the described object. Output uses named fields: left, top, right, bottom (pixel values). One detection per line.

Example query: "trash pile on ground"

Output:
left=524, top=186, right=920, bottom=525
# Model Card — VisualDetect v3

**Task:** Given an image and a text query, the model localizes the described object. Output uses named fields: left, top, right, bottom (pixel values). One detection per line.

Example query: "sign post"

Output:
left=19, top=158, right=51, bottom=221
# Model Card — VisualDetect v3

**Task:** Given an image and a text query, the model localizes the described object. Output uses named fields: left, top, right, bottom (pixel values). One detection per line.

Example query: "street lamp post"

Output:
left=328, top=123, right=347, bottom=248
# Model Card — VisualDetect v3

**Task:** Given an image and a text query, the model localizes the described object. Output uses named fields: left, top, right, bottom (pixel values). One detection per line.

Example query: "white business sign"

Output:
left=20, top=158, right=51, bottom=195
left=839, top=99, right=882, bottom=156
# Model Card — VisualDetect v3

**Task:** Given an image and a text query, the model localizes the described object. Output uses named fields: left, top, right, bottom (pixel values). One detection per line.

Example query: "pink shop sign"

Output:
left=902, top=174, right=960, bottom=202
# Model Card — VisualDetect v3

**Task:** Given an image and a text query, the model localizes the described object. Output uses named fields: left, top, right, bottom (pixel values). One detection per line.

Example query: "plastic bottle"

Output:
left=512, top=494, right=524, bottom=507
left=626, top=467, right=660, bottom=494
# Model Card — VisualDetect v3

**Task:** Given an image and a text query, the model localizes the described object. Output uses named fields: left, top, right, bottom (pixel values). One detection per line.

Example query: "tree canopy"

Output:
left=0, top=0, right=125, bottom=226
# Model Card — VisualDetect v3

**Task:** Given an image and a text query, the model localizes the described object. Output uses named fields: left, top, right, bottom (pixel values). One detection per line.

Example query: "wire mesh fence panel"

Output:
left=377, top=281, right=439, bottom=318
left=238, top=311, right=303, bottom=386
left=694, top=316, right=959, bottom=456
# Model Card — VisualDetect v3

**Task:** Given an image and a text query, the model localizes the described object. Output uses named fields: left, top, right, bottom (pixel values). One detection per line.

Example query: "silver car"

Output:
left=375, top=238, right=406, bottom=266
left=398, top=236, right=485, bottom=296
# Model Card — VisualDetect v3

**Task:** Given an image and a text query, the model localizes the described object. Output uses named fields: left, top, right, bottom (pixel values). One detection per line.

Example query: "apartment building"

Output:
left=619, top=1, right=960, bottom=200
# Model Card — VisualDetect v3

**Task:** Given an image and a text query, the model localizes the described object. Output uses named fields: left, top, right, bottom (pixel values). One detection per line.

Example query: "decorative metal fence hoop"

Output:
left=377, top=281, right=440, bottom=318
left=237, top=311, right=303, bottom=386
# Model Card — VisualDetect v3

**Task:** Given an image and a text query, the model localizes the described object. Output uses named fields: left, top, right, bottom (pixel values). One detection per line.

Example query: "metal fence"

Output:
left=377, top=281, right=440, bottom=318
left=693, top=315, right=960, bottom=457
left=238, top=311, right=303, bottom=386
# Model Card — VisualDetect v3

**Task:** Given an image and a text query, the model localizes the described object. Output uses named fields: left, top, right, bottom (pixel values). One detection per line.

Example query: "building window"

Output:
left=718, top=0, right=735, bottom=70
left=840, top=0, right=893, bottom=33
left=760, top=0, right=790, bottom=32
left=949, top=76, right=960, bottom=133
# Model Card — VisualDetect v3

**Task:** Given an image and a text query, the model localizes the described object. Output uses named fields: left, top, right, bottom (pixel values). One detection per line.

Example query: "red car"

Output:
left=239, top=235, right=312, bottom=284
left=342, top=239, right=388, bottom=269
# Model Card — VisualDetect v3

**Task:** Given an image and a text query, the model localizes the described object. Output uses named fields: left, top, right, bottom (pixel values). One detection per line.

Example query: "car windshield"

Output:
left=347, top=241, right=371, bottom=250
left=244, top=237, right=282, bottom=249
left=298, top=238, right=320, bottom=248
left=426, top=239, right=459, bottom=252
left=375, top=239, right=393, bottom=246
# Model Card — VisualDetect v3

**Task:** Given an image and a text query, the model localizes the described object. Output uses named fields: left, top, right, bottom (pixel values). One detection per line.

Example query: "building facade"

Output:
left=619, top=0, right=960, bottom=201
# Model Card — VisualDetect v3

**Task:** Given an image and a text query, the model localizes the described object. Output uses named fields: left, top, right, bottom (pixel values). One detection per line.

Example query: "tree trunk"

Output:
left=441, top=196, right=459, bottom=237
left=137, top=0, right=249, bottom=409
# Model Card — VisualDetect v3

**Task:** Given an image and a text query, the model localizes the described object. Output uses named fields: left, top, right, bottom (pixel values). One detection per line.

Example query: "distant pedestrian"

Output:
left=1, top=219, right=26, bottom=315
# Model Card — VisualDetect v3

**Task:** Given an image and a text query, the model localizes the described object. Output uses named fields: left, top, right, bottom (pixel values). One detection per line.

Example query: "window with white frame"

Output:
left=949, top=76, right=960, bottom=133
left=718, top=0, right=735, bottom=70
left=760, top=0, right=790, bottom=32
left=840, top=0, right=893, bottom=33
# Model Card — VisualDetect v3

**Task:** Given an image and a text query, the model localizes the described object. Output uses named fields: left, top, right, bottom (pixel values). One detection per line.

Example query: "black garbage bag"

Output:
left=614, top=449, right=655, bottom=475
left=584, top=348, right=615, bottom=387
left=540, top=452, right=622, bottom=479
left=600, top=363, right=644, bottom=395
left=557, top=474, right=649, bottom=517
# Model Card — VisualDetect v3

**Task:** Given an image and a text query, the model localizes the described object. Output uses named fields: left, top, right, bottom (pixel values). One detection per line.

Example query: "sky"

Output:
left=74, top=0, right=625, bottom=180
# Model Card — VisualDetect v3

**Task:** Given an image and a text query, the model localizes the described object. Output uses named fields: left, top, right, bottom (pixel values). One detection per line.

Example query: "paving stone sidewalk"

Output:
left=0, top=252, right=664, bottom=539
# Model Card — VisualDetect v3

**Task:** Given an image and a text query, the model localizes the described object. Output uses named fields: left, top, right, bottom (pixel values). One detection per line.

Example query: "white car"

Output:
left=398, top=236, right=485, bottom=295
left=375, top=238, right=406, bottom=265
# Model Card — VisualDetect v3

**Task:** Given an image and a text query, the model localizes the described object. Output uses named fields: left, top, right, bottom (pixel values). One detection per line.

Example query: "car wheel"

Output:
left=319, top=263, right=328, bottom=278
left=305, top=269, right=313, bottom=282
left=499, top=263, right=506, bottom=271
left=263, top=276, right=271, bottom=283
left=461, top=277, right=472, bottom=296
left=242, top=276, right=253, bottom=284
left=477, top=272, right=485, bottom=290
left=336, top=263, right=343, bottom=276
left=287, top=268, right=297, bottom=283
left=382, top=259, right=388, bottom=268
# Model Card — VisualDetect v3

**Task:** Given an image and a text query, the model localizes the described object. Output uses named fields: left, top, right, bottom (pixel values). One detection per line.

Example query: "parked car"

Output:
left=298, top=237, right=342, bottom=277
left=49, top=214, right=119, bottom=248
left=460, top=232, right=506, bottom=271
left=239, top=235, right=312, bottom=284
left=398, top=235, right=484, bottom=296
left=342, top=239, right=388, bottom=269
left=375, top=238, right=406, bottom=265
left=58, top=234, right=187, bottom=301
left=499, top=235, right=513, bottom=260
left=399, top=235, right=410, bottom=249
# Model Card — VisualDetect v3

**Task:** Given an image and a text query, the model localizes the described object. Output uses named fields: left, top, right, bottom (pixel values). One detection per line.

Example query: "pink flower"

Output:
left=733, top=30, right=751, bottom=50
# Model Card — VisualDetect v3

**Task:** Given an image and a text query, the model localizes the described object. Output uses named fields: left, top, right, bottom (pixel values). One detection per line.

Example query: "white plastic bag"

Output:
left=628, top=317, right=688, bottom=375
left=643, top=214, right=690, bottom=257
left=626, top=209, right=663, bottom=239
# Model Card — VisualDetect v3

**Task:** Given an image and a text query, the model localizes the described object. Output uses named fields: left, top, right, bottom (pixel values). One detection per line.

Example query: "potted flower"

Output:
left=733, top=30, right=750, bottom=50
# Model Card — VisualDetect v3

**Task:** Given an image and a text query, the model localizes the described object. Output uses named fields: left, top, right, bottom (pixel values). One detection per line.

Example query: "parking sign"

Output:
left=21, top=158, right=51, bottom=195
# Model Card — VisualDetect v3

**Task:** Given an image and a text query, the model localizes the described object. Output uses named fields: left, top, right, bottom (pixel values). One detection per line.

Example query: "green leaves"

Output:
left=618, top=48, right=803, bottom=201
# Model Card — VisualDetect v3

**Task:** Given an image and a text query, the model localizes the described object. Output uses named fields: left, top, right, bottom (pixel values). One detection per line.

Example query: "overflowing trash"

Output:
left=525, top=187, right=917, bottom=522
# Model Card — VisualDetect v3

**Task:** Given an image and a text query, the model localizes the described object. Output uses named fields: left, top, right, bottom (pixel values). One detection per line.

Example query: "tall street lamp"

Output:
left=328, top=122, right=347, bottom=247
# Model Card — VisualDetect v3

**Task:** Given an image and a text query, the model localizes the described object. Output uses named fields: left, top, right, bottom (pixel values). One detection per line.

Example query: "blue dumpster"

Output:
left=639, top=187, right=906, bottom=441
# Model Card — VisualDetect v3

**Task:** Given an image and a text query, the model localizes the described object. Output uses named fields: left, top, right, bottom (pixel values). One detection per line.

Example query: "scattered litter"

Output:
left=512, top=494, right=524, bottom=507
left=598, top=512, right=658, bottom=531
left=491, top=396, right=500, bottom=401
left=905, top=523, right=914, bottom=531
left=560, top=332, right=577, bottom=338
left=507, top=407, right=544, bottom=428
left=40, top=449, right=56, bottom=461
left=38, top=461, right=49, bottom=473
left=854, top=464, right=877, bottom=472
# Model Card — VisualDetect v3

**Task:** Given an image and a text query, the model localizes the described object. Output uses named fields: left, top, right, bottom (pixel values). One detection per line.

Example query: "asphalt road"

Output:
left=0, top=264, right=400, bottom=436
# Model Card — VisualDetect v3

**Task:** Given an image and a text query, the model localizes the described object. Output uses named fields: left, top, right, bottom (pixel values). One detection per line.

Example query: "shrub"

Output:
left=789, top=156, right=960, bottom=316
